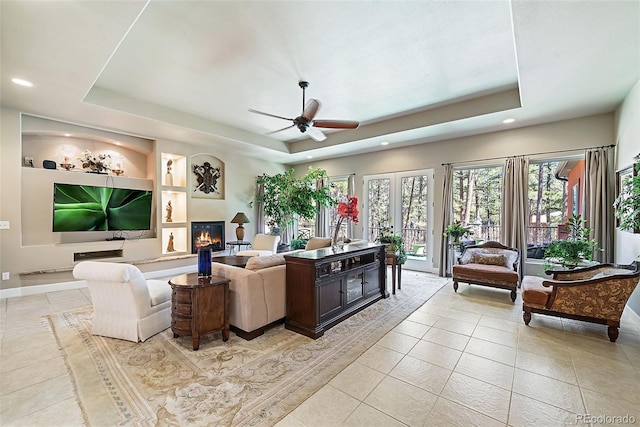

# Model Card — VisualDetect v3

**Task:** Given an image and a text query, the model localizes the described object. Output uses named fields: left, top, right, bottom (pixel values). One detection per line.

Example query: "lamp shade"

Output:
left=230, top=212, right=250, bottom=224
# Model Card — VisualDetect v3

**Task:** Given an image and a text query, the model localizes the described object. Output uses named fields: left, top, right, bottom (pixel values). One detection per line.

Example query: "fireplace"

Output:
left=191, top=221, right=225, bottom=253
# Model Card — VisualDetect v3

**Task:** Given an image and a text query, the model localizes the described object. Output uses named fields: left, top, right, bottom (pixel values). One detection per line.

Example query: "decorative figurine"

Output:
left=165, top=159, right=174, bottom=186
left=166, top=232, right=175, bottom=252
left=165, top=200, right=173, bottom=222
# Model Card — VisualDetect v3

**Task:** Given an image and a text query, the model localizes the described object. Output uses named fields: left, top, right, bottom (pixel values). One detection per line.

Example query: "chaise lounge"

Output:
left=522, top=262, right=640, bottom=342
left=452, top=241, right=521, bottom=302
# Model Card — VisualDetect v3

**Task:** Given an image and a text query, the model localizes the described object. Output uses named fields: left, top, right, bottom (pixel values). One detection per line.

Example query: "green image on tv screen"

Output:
left=53, top=183, right=153, bottom=232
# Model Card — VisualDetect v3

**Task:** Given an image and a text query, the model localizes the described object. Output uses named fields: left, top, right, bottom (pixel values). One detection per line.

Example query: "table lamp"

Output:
left=230, top=212, right=250, bottom=241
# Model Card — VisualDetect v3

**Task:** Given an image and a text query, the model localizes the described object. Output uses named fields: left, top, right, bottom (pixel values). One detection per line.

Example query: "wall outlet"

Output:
left=0, top=221, right=9, bottom=230
left=1, top=272, right=9, bottom=281
left=24, top=156, right=34, bottom=167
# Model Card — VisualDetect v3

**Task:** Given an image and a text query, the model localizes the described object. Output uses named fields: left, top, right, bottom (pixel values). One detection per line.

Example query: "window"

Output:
left=452, top=166, right=503, bottom=243
left=526, top=157, right=584, bottom=259
left=329, top=177, right=349, bottom=238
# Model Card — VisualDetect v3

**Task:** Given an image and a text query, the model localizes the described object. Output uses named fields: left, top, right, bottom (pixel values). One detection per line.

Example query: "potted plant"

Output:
left=376, top=222, right=407, bottom=264
left=290, top=235, right=309, bottom=250
left=543, top=214, right=601, bottom=270
left=444, top=221, right=473, bottom=249
left=613, top=153, right=640, bottom=233
left=253, top=167, right=336, bottom=242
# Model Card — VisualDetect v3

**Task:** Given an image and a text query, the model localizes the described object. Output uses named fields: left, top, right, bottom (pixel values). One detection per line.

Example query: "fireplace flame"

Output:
left=195, top=231, right=212, bottom=248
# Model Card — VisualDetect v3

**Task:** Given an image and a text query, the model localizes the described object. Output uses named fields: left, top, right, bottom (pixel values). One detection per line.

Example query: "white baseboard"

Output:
left=0, top=265, right=198, bottom=299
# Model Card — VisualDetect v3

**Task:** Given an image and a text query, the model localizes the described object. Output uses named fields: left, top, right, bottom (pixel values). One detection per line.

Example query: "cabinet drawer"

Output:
left=172, top=317, right=191, bottom=331
left=172, top=303, right=192, bottom=316
left=172, top=289, right=192, bottom=303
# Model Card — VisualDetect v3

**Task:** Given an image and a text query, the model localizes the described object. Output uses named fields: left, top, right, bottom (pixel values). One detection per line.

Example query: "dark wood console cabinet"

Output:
left=284, top=243, right=388, bottom=339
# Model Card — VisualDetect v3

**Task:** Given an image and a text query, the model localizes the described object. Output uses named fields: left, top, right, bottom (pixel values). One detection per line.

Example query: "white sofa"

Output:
left=72, top=261, right=172, bottom=342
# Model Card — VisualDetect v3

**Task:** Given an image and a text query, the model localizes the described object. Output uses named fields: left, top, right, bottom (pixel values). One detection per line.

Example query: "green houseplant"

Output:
left=444, top=221, right=473, bottom=248
left=613, top=153, right=640, bottom=233
left=376, top=222, right=407, bottom=264
left=253, top=167, right=336, bottom=240
left=543, top=214, right=601, bottom=270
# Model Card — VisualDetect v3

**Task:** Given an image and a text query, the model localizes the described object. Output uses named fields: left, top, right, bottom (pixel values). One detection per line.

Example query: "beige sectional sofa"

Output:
left=211, top=252, right=300, bottom=339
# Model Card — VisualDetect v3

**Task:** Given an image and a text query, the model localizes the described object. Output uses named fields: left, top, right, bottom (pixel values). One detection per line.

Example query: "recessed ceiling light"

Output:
left=381, top=141, right=389, bottom=146
left=11, top=78, right=33, bottom=87
left=306, top=155, right=313, bottom=159
left=63, top=133, right=72, bottom=137
left=502, top=118, right=515, bottom=124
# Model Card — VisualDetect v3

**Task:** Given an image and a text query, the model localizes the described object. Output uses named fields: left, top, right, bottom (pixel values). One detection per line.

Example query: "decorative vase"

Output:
left=197, top=247, right=212, bottom=278
left=332, top=218, right=344, bottom=251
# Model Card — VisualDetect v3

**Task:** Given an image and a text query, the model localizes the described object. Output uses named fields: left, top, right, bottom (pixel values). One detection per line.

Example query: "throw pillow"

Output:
left=470, top=253, right=507, bottom=267
left=305, top=237, right=332, bottom=250
left=245, top=254, right=285, bottom=271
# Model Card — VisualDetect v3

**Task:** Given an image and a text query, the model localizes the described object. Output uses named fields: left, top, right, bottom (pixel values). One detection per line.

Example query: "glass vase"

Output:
left=197, top=247, right=212, bottom=278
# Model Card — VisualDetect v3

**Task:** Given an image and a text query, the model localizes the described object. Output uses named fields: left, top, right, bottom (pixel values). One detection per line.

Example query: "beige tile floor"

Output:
left=1, top=273, right=640, bottom=426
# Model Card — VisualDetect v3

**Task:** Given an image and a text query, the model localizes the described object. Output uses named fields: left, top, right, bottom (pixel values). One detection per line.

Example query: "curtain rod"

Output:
left=441, top=144, right=615, bottom=166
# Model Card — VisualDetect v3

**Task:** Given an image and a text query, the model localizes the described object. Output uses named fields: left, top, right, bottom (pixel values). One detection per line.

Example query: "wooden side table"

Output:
left=169, top=273, right=230, bottom=350
left=386, top=253, right=402, bottom=295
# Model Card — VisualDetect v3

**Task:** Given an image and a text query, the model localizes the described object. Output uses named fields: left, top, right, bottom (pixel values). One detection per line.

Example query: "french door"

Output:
left=363, top=170, right=434, bottom=272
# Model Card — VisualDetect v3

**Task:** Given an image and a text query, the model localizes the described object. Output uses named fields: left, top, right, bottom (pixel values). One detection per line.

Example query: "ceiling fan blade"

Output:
left=266, top=124, right=295, bottom=135
left=248, top=109, right=293, bottom=121
left=305, top=126, right=327, bottom=142
left=312, top=119, right=360, bottom=129
left=302, top=99, right=320, bottom=121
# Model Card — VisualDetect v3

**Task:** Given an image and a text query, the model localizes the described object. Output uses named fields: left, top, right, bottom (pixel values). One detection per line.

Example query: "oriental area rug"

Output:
left=48, top=273, right=448, bottom=427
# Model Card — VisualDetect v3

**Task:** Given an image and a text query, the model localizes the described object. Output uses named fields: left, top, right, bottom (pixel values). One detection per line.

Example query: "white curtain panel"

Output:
left=585, top=147, right=613, bottom=263
left=316, top=177, right=330, bottom=237
left=439, top=164, right=454, bottom=277
left=500, top=156, right=529, bottom=276
left=256, top=182, right=265, bottom=234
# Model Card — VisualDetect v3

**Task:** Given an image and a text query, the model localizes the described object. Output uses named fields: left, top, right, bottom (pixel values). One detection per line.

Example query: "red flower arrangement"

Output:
left=334, top=196, right=359, bottom=247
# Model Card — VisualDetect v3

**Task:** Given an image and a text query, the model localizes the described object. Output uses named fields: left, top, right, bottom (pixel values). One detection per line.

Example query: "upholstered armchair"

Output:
left=72, top=261, right=172, bottom=342
left=522, top=262, right=640, bottom=342
left=452, top=241, right=521, bottom=302
left=237, top=233, right=280, bottom=257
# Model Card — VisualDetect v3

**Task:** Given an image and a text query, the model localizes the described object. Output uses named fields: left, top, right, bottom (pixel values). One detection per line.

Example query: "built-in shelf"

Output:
left=161, top=153, right=187, bottom=187
left=161, top=153, right=188, bottom=255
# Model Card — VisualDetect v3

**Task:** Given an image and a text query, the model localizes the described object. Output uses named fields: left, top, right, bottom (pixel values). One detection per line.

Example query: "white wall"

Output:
left=614, top=80, right=640, bottom=316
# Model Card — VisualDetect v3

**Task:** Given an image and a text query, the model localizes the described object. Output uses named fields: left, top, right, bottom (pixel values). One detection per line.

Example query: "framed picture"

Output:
left=190, top=154, right=225, bottom=199
left=615, top=164, right=638, bottom=232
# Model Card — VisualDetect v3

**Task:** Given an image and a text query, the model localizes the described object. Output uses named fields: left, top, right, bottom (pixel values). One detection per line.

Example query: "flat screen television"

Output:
left=53, top=183, right=153, bottom=232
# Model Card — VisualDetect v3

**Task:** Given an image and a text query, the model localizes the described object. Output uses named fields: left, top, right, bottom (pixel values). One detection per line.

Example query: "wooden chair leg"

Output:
left=523, top=306, right=532, bottom=325
left=510, top=289, right=516, bottom=303
left=607, top=321, right=620, bottom=342
left=453, top=280, right=458, bottom=292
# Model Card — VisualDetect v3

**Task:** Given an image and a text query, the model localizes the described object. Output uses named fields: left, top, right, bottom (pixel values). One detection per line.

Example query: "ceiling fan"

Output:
left=249, top=81, right=359, bottom=142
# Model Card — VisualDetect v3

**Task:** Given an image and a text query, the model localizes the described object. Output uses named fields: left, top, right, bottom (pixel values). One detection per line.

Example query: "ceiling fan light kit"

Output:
left=249, top=81, right=359, bottom=142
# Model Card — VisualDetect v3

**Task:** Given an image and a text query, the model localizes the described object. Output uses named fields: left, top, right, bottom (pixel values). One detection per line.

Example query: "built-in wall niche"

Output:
left=161, top=191, right=187, bottom=223
left=162, top=227, right=188, bottom=254
left=21, top=115, right=153, bottom=179
left=161, top=153, right=187, bottom=187
left=22, top=134, right=150, bottom=178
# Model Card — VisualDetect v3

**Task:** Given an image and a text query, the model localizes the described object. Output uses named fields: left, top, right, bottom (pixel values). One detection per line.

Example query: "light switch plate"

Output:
left=0, top=221, right=9, bottom=230
left=1, top=272, right=9, bottom=281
